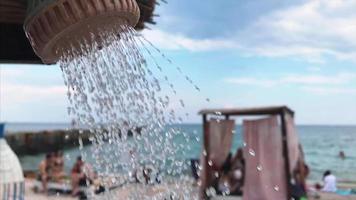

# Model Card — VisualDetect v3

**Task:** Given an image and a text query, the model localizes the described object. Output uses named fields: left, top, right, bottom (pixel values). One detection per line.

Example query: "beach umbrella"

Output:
left=0, top=123, right=25, bottom=200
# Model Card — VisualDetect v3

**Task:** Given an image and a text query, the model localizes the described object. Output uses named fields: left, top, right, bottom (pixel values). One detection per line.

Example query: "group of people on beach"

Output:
left=38, top=152, right=95, bottom=196
left=212, top=148, right=245, bottom=196
left=38, top=151, right=65, bottom=191
left=210, top=148, right=344, bottom=198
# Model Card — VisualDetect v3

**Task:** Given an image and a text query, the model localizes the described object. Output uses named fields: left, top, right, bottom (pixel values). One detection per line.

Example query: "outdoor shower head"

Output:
left=23, top=0, right=140, bottom=64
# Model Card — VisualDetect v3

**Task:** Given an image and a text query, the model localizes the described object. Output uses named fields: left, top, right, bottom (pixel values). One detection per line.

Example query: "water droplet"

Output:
left=111, top=177, right=116, bottom=184
left=179, top=99, right=185, bottom=107
left=197, top=180, right=202, bottom=186
left=65, top=154, right=70, bottom=161
left=208, top=160, right=213, bottom=166
left=198, top=165, right=203, bottom=171
left=249, top=149, right=255, bottom=156
left=78, top=137, right=83, bottom=150
left=206, top=187, right=217, bottom=197
left=214, top=172, right=219, bottom=177
left=274, top=186, right=279, bottom=191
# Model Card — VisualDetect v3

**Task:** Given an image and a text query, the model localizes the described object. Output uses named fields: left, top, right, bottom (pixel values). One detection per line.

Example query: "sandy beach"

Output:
left=24, top=178, right=356, bottom=200
left=24, top=179, right=75, bottom=200
left=309, top=193, right=356, bottom=200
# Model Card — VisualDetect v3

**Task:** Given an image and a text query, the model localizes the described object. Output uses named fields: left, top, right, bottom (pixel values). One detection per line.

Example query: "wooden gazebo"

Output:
left=199, top=106, right=297, bottom=199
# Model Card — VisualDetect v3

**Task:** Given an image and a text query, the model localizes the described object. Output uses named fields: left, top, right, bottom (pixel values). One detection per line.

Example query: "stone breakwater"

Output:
left=5, top=129, right=91, bottom=155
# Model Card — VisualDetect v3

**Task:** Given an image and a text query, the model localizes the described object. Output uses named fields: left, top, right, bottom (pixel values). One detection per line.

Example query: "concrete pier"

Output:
left=5, top=129, right=91, bottom=155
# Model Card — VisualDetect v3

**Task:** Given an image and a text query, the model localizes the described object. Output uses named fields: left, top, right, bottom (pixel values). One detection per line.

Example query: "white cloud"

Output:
left=0, top=66, right=75, bottom=121
left=302, top=86, right=356, bottom=95
left=141, top=29, right=237, bottom=51
left=283, top=73, right=356, bottom=85
left=225, top=73, right=356, bottom=87
left=0, top=83, right=68, bottom=122
left=0, top=68, right=66, bottom=105
left=235, top=0, right=356, bottom=62
left=1, top=83, right=67, bottom=104
left=144, top=0, right=356, bottom=62
left=307, top=66, right=322, bottom=72
left=225, top=77, right=277, bottom=87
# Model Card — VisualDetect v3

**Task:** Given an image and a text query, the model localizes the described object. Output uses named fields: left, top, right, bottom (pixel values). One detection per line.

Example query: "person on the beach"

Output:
left=125, top=149, right=138, bottom=182
left=71, top=156, right=95, bottom=196
left=216, top=153, right=232, bottom=195
left=228, top=148, right=245, bottom=195
left=291, top=147, right=309, bottom=200
left=71, top=156, right=85, bottom=196
left=216, top=148, right=245, bottom=196
left=38, top=153, right=52, bottom=193
left=322, top=170, right=337, bottom=192
left=52, top=151, right=66, bottom=182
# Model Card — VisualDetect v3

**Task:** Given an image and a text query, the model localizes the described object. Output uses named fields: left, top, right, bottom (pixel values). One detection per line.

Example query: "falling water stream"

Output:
left=59, top=25, right=202, bottom=199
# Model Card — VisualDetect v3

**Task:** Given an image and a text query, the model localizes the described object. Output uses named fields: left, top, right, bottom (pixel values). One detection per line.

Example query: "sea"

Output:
left=4, top=123, right=356, bottom=182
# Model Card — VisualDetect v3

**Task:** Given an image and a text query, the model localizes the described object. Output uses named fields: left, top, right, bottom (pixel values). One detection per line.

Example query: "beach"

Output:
left=24, top=179, right=75, bottom=200
left=23, top=178, right=356, bottom=200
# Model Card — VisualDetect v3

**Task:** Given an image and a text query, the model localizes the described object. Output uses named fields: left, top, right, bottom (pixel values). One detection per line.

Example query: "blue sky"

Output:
left=1, top=0, right=356, bottom=124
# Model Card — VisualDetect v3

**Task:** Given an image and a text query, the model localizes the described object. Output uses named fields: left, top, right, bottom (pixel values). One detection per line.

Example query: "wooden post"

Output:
left=280, top=110, right=292, bottom=199
left=200, top=114, right=209, bottom=200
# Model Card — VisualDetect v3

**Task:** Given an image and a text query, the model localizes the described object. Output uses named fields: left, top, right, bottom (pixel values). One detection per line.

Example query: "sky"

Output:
left=1, top=0, right=356, bottom=124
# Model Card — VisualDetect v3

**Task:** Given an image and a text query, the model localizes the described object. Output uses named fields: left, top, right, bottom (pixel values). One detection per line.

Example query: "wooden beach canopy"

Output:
left=0, top=0, right=162, bottom=64
left=198, top=106, right=305, bottom=200
left=199, top=106, right=294, bottom=117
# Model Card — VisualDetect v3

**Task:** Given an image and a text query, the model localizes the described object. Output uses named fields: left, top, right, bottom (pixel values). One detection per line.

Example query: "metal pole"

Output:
left=280, top=110, right=292, bottom=199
